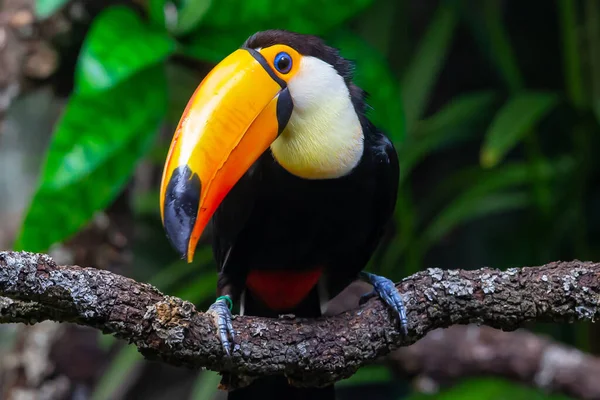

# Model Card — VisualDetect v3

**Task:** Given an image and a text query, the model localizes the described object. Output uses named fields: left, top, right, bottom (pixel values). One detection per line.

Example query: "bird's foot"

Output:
left=359, top=272, right=408, bottom=336
left=207, top=295, right=235, bottom=356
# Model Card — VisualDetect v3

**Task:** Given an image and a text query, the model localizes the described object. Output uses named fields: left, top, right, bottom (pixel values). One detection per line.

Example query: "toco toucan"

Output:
left=159, top=30, right=408, bottom=399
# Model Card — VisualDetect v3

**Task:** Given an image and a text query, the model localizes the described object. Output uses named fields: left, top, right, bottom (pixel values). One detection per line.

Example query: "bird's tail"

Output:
left=227, top=285, right=335, bottom=400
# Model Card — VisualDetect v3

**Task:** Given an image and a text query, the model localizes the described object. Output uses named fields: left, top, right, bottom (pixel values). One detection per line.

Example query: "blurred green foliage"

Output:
left=34, top=0, right=69, bottom=18
left=14, top=0, right=600, bottom=398
left=75, top=6, right=176, bottom=94
left=406, top=378, right=571, bottom=400
left=481, top=92, right=559, bottom=168
left=14, top=65, right=167, bottom=251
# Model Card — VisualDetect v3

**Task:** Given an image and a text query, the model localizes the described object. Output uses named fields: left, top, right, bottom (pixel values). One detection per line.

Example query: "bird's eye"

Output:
left=274, top=52, right=293, bottom=74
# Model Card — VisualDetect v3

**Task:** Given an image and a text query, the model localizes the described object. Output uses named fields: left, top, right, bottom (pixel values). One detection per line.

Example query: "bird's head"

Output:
left=160, top=30, right=366, bottom=262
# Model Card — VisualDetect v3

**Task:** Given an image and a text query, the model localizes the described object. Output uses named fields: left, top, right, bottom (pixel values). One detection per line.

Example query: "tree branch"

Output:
left=389, top=325, right=600, bottom=400
left=0, top=251, right=599, bottom=390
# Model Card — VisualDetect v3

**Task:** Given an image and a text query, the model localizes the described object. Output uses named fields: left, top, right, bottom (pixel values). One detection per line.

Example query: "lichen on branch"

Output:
left=0, top=251, right=599, bottom=389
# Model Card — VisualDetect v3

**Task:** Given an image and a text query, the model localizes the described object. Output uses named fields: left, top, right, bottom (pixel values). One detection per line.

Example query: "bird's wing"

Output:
left=211, top=157, right=264, bottom=272
left=327, top=130, right=400, bottom=297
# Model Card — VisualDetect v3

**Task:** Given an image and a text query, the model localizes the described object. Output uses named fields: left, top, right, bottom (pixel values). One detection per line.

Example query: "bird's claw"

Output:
left=207, top=297, right=235, bottom=356
left=359, top=272, right=409, bottom=336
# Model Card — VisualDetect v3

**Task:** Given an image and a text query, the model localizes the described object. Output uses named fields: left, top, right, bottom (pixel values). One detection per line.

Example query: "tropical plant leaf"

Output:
left=423, top=158, right=573, bottom=218
left=35, top=0, right=69, bottom=18
left=147, top=246, right=214, bottom=290
left=91, top=344, right=143, bottom=400
left=42, top=67, right=167, bottom=190
left=165, top=63, right=203, bottom=125
left=461, top=0, right=523, bottom=92
left=75, top=6, right=175, bottom=94
left=337, top=365, right=391, bottom=387
left=201, top=0, right=373, bottom=33
left=14, top=66, right=167, bottom=253
left=558, top=0, right=586, bottom=109
left=421, top=191, right=532, bottom=252
left=175, top=271, right=218, bottom=303
left=385, top=92, right=497, bottom=274
left=419, top=156, right=573, bottom=253
left=401, top=1, right=459, bottom=132
left=182, top=0, right=374, bottom=62
left=181, top=29, right=244, bottom=63
left=398, top=91, right=497, bottom=183
left=480, top=92, right=559, bottom=168
left=414, top=91, right=497, bottom=136
left=173, top=0, right=213, bottom=35
left=405, top=377, right=573, bottom=400
left=586, top=0, right=600, bottom=119
left=329, top=31, right=405, bottom=143
left=188, top=370, right=221, bottom=400
left=147, top=0, right=167, bottom=29
left=14, top=127, right=157, bottom=253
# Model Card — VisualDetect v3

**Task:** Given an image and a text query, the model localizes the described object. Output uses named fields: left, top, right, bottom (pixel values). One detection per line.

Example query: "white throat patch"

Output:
left=270, top=56, right=364, bottom=180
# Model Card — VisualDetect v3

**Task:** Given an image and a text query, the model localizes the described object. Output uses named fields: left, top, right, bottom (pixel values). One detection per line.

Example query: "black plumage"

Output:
left=212, top=121, right=399, bottom=314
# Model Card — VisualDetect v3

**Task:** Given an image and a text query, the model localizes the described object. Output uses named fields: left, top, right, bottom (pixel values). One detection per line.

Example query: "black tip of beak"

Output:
left=163, top=165, right=201, bottom=260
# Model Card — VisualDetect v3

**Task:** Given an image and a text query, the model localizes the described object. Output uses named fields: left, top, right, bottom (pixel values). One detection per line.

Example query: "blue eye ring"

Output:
left=274, top=52, right=293, bottom=74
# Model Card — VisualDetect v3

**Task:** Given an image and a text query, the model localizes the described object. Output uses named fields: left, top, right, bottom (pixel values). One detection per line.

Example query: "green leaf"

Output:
left=421, top=191, right=531, bottom=252
left=401, top=1, right=458, bottom=132
left=165, top=63, right=203, bottom=125
left=147, top=0, right=167, bottom=29
left=35, top=0, right=68, bottom=18
left=43, top=67, right=167, bottom=190
left=419, top=157, right=574, bottom=252
left=337, top=365, right=391, bottom=387
left=586, top=0, right=600, bottom=120
left=558, top=0, right=586, bottom=110
left=201, top=0, right=373, bottom=33
left=181, top=29, right=245, bottom=63
left=415, top=91, right=497, bottom=136
left=147, top=246, right=214, bottom=290
left=97, top=332, right=117, bottom=351
left=420, top=158, right=574, bottom=239
left=14, top=66, right=167, bottom=253
left=173, top=0, right=213, bottom=35
left=75, top=6, right=175, bottom=94
left=399, top=91, right=497, bottom=183
left=480, top=92, right=559, bottom=168
left=182, top=0, right=374, bottom=62
left=405, top=377, right=573, bottom=400
left=436, top=157, right=572, bottom=203
left=188, top=371, right=221, bottom=400
left=92, top=345, right=143, bottom=400
left=329, top=31, right=405, bottom=143
left=481, top=0, right=523, bottom=92
left=461, top=0, right=523, bottom=92
left=175, top=271, right=218, bottom=304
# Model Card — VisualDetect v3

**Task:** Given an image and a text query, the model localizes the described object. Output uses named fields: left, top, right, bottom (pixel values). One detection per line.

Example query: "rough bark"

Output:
left=0, top=252, right=598, bottom=390
left=389, top=325, right=600, bottom=400
left=0, top=196, right=136, bottom=399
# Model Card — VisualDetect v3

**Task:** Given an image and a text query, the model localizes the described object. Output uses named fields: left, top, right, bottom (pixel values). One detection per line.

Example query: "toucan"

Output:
left=159, top=30, right=408, bottom=399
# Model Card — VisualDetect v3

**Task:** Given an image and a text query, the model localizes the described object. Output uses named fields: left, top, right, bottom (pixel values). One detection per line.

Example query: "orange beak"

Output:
left=160, top=48, right=293, bottom=262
